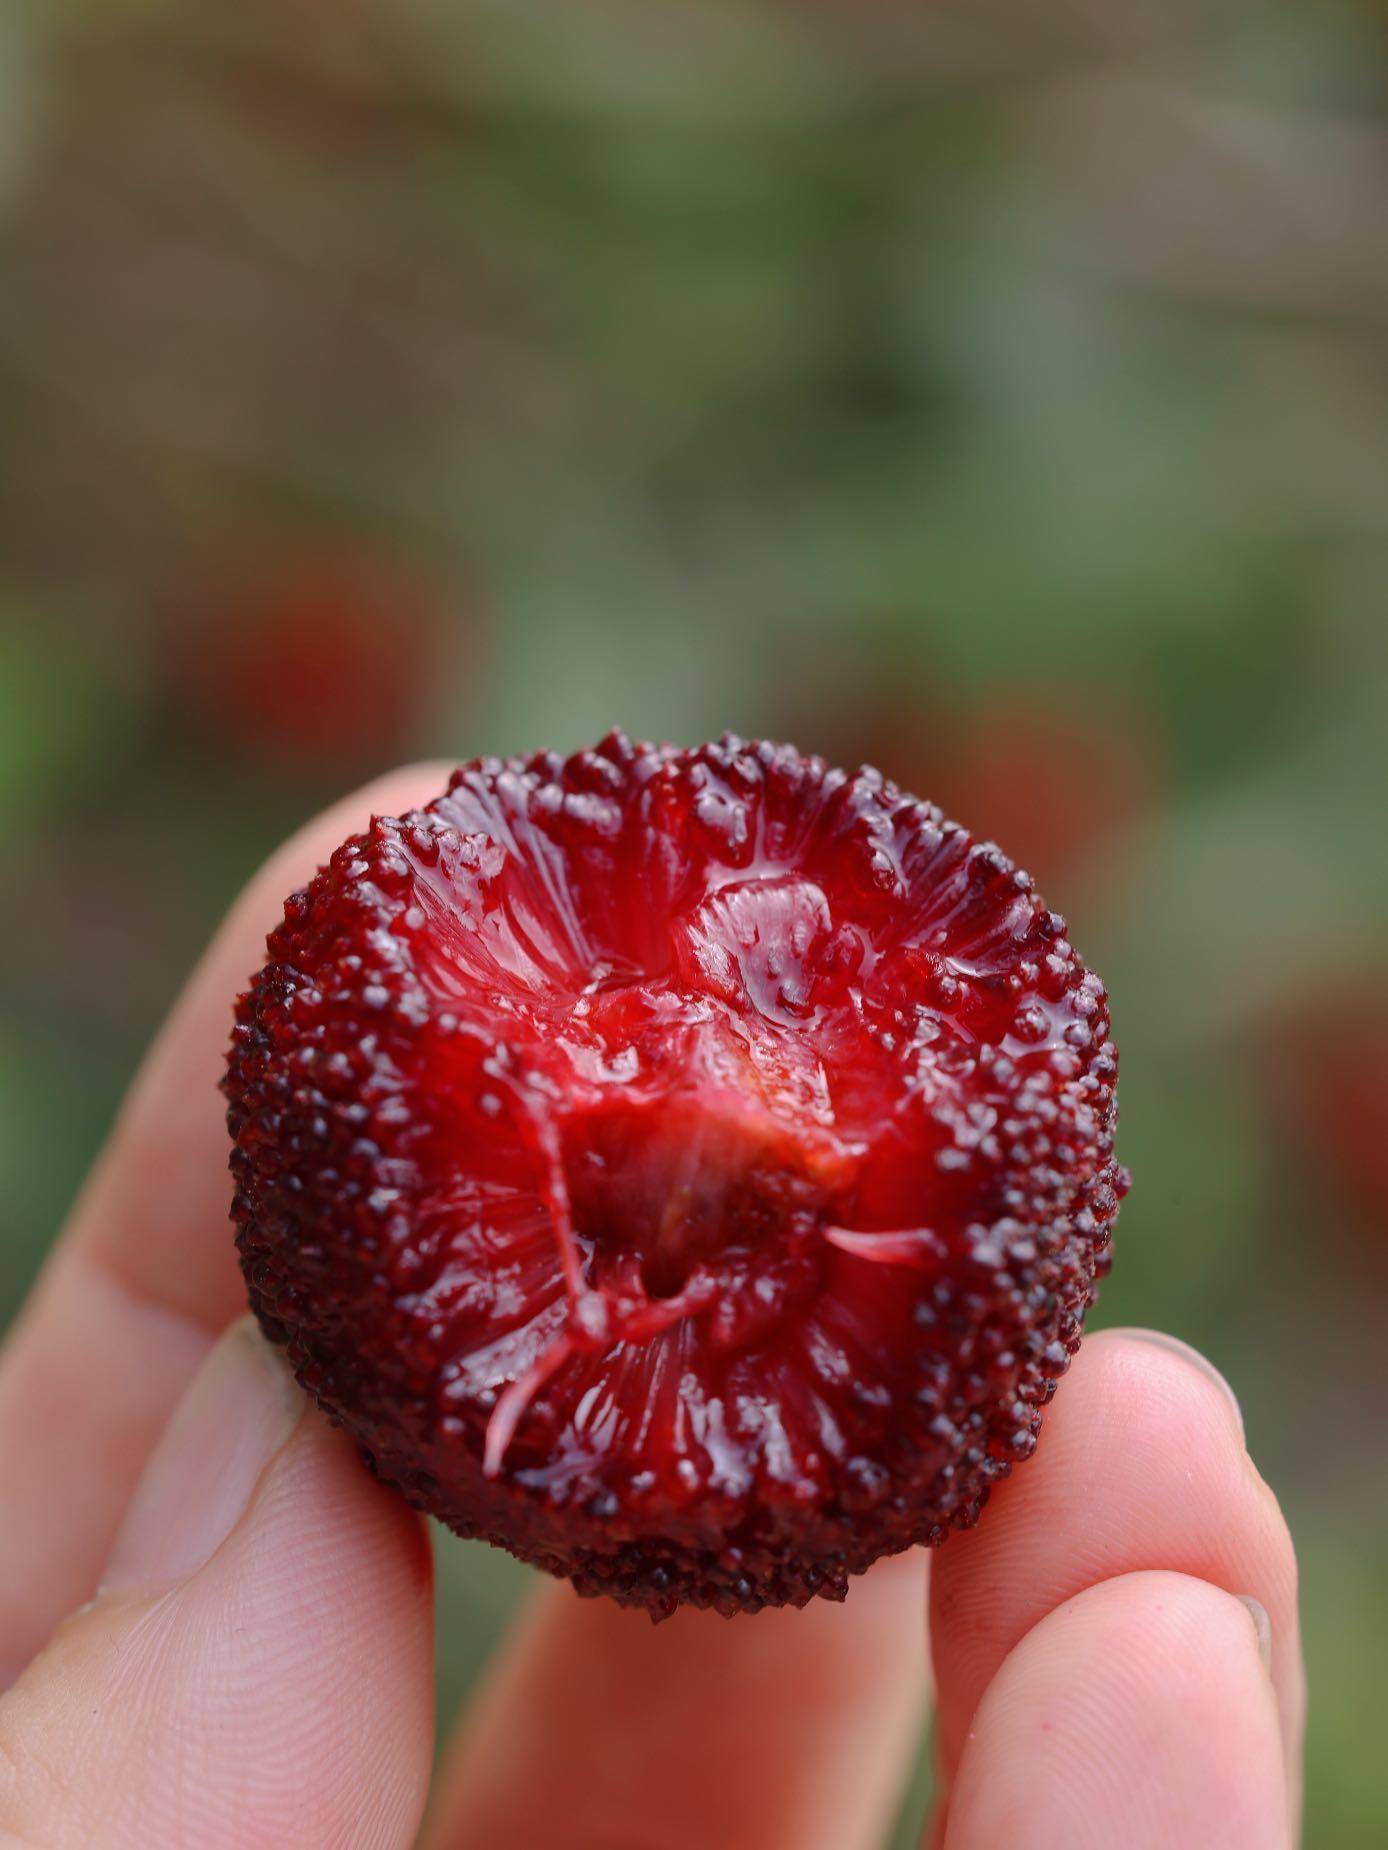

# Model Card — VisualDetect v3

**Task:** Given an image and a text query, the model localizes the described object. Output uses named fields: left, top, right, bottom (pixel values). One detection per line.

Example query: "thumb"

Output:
left=0, top=1318, right=435, bottom=1849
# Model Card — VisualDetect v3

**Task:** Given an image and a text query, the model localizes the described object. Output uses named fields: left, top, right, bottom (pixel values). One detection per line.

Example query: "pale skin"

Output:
left=0, top=768, right=1304, bottom=1848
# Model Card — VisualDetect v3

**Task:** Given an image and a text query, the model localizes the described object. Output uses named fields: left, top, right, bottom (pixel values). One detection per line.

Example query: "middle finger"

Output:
left=425, top=1551, right=929, bottom=1850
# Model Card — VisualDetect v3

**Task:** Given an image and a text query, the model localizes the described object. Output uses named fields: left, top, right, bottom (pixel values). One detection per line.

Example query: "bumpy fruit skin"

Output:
left=226, top=733, right=1127, bottom=1619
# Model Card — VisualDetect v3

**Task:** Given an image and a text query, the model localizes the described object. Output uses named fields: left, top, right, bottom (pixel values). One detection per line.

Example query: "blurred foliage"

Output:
left=1, top=1, right=1386, bottom=1843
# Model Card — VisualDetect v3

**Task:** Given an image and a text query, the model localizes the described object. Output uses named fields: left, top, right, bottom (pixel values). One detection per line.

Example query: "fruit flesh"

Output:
left=227, top=734, right=1126, bottom=1617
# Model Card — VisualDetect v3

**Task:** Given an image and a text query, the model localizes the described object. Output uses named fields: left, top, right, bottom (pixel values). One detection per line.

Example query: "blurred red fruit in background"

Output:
left=165, top=540, right=462, bottom=776
left=1270, top=982, right=1388, bottom=1240
left=916, top=697, right=1161, bottom=889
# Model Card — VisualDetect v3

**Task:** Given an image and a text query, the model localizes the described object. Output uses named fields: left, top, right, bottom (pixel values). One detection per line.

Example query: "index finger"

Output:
left=0, top=763, right=452, bottom=1682
left=926, top=1328, right=1304, bottom=1839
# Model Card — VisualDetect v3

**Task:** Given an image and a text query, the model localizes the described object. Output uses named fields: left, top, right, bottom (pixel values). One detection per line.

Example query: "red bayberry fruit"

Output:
left=225, top=734, right=1126, bottom=1618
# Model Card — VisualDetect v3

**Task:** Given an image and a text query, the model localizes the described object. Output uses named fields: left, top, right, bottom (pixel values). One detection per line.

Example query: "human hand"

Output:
left=0, top=768, right=1304, bottom=1848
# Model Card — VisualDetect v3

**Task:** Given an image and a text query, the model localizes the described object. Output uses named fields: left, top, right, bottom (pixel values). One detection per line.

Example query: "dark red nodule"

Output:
left=225, top=734, right=1127, bottom=1618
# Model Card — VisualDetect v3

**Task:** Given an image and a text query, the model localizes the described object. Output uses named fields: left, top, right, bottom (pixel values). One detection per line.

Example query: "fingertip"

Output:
left=929, top=1323, right=1303, bottom=1810
left=128, top=1307, right=434, bottom=1649
left=940, top=1572, right=1288, bottom=1850
left=1087, top=1326, right=1244, bottom=1442
left=222, top=1342, right=435, bottom=1631
left=102, top=1317, right=303, bottom=1594
left=1007, top=1325, right=1256, bottom=1528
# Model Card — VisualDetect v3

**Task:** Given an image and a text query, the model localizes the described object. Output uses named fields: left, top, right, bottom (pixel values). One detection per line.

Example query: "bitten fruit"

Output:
left=225, top=734, right=1127, bottom=1618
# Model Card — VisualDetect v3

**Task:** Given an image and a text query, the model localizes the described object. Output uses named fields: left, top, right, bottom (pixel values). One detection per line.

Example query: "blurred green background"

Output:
left=1, top=1, right=1386, bottom=1843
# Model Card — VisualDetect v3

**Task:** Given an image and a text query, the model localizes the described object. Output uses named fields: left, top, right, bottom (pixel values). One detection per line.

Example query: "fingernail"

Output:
left=1104, top=1328, right=1244, bottom=1439
left=1236, top=1594, right=1273, bottom=1676
left=103, top=1318, right=304, bottom=1594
